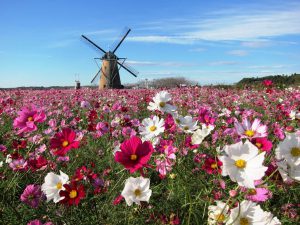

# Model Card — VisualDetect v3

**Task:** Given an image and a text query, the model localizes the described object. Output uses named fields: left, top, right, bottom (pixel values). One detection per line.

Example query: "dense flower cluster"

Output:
left=0, top=85, right=299, bottom=224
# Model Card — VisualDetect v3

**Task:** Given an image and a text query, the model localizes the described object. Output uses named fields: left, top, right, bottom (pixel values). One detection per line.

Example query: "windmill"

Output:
left=82, top=28, right=138, bottom=89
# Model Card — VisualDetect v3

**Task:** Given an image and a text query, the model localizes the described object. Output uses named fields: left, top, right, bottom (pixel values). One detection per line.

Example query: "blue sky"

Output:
left=0, top=0, right=300, bottom=87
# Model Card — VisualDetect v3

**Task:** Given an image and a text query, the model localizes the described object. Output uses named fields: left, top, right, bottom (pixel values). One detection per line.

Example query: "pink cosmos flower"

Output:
left=50, top=128, right=80, bottom=156
left=155, top=144, right=177, bottom=178
left=251, top=138, right=273, bottom=153
left=114, top=136, right=154, bottom=173
left=27, top=220, right=53, bottom=225
left=20, top=184, right=43, bottom=208
left=121, top=126, right=136, bottom=138
left=234, top=118, right=267, bottom=139
left=96, top=122, right=109, bottom=136
left=9, top=158, right=27, bottom=171
left=244, top=187, right=272, bottom=202
left=13, top=105, right=46, bottom=134
left=263, top=79, right=273, bottom=87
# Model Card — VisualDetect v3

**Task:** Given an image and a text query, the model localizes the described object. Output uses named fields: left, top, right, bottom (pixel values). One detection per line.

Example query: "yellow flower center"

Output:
left=159, top=102, right=166, bottom=107
left=149, top=125, right=157, bottom=132
left=290, top=147, right=300, bottom=157
left=134, top=189, right=141, bottom=197
left=240, top=217, right=249, bottom=225
left=244, top=130, right=255, bottom=137
left=184, top=126, right=189, bottom=130
left=215, top=213, right=225, bottom=222
left=130, top=154, right=138, bottom=161
left=235, top=159, right=247, bottom=169
left=69, top=190, right=77, bottom=199
left=56, top=182, right=62, bottom=190
left=211, top=163, right=218, bottom=169
left=62, top=141, right=69, bottom=147
left=255, top=143, right=262, bottom=149
left=27, top=116, right=33, bottom=121
left=248, top=188, right=257, bottom=195
left=175, top=119, right=180, bottom=124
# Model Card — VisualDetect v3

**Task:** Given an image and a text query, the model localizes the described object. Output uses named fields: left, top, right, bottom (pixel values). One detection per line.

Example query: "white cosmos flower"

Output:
left=147, top=91, right=177, bottom=113
left=264, top=212, right=282, bottom=225
left=226, top=200, right=281, bottom=225
left=5, top=154, right=12, bottom=164
left=191, top=124, right=214, bottom=145
left=178, top=115, right=199, bottom=133
left=121, top=176, right=152, bottom=206
left=218, top=140, right=267, bottom=188
left=139, top=116, right=165, bottom=140
left=41, top=171, right=69, bottom=203
left=275, top=133, right=300, bottom=166
left=208, top=201, right=229, bottom=225
left=277, top=160, right=300, bottom=182
left=289, top=110, right=300, bottom=120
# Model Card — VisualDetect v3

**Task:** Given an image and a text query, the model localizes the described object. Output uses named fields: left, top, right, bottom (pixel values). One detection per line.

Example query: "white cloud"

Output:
left=208, top=61, right=240, bottom=66
left=128, top=3, right=300, bottom=44
left=127, top=60, right=197, bottom=67
left=227, top=50, right=248, bottom=56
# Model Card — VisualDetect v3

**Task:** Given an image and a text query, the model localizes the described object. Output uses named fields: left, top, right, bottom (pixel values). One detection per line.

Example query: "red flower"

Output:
left=12, top=140, right=27, bottom=150
left=202, top=157, right=222, bottom=174
left=50, top=128, right=80, bottom=156
left=251, top=138, right=273, bottom=153
left=28, top=155, right=48, bottom=171
left=114, top=136, right=154, bottom=173
left=263, top=79, right=273, bottom=87
left=59, top=182, right=85, bottom=206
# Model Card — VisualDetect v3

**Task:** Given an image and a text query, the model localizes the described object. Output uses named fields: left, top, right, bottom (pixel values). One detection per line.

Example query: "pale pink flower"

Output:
left=235, top=118, right=267, bottom=139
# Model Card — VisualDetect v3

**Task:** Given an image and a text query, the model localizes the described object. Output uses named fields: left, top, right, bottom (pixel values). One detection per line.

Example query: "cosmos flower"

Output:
left=41, top=171, right=69, bottom=203
left=262, top=79, right=273, bottom=87
left=226, top=200, right=281, bottom=225
left=59, top=182, right=85, bottom=206
left=9, top=158, right=27, bottom=171
left=115, top=136, right=154, bottom=173
left=50, top=128, right=80, bottom=156
left=275, top=132, right=300, bottom=166
left=207, top=201, right=229, bottom=225
left=244, top=187, right=272, bottom=203
left=218, top=140, right=267, bottom=188
left=80, top=100, right=91, bottom=109
left=202, top=157, right=222, bottom=175
left=177, top=115, right=199, bottom=133
left=121, top=176, right=152, bottom=206
left=235, top=118, right=268, bottom=139
left=147, top=91, right=177, bottom=113
left=139, top=116, right=165, bottom=140
left=27, top=220, right=53, bottom=225
left=20, top=184, right=43, bottom=208
left=191, top=124, right=214, bottom=145
left=251, top=137, right=273, bottom=153
left=13, top=105, right=46, bottom=134
left=277, top=160, right=300, bottom=182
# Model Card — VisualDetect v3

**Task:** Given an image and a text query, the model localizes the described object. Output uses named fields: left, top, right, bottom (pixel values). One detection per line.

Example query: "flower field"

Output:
left=0, top=85, right=299, bottom=225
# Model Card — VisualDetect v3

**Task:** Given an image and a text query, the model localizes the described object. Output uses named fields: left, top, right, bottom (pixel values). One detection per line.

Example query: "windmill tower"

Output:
left=82, top=28, right=138, bottom=89
left=75, top=73, right=81, bottom=90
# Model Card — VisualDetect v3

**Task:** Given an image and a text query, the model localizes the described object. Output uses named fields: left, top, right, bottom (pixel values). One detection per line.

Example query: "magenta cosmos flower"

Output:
left=13, top=106, right=46, bottom=134
left=20, top=184, right=43, bottom=208
left=251, top=138, right=273, bottom=153
left=50, top=128, right=80, bottom=156
left=115, top=136, right=154, bottom=173
left=235, top=118, right=267, bottom=139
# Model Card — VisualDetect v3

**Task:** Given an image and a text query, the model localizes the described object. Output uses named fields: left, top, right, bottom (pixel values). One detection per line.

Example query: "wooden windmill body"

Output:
left=82, top=28, right=138, bottom=89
